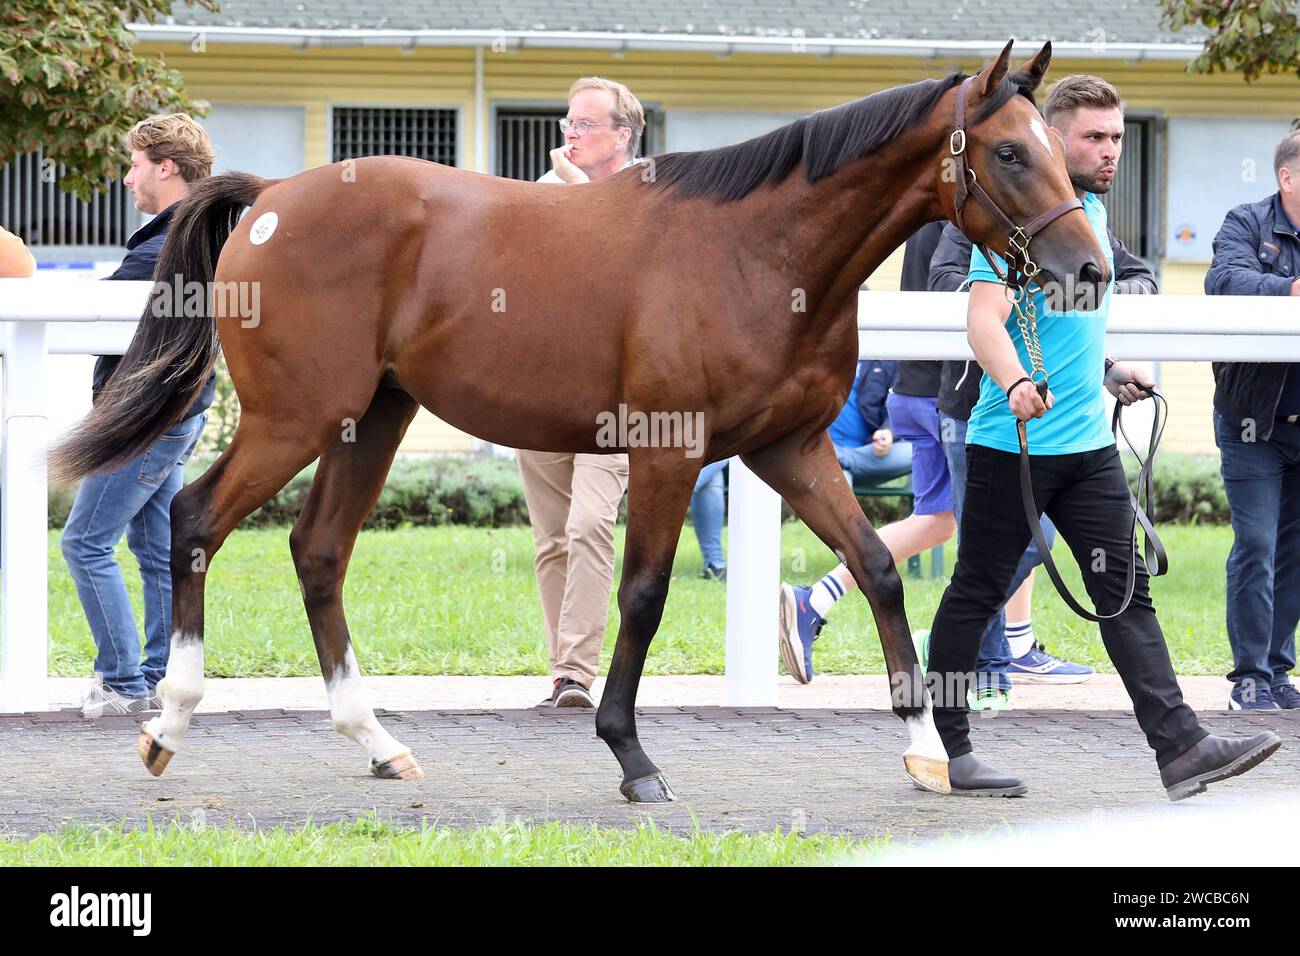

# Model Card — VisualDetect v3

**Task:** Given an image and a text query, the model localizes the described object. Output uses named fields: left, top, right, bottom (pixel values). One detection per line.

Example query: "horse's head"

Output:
left=940, top=40, right=1111, bottom=311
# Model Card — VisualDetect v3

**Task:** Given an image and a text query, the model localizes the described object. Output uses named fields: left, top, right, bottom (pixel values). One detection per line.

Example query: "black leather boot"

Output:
left=945, top=752, right=1028, bottom=797
left=1160, top=732, right=1281, bottom=801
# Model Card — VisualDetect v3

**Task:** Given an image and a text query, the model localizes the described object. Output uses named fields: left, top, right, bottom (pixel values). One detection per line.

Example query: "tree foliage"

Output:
left=1162, top=0, right=1300, bottom=82
left=0, top=0, right=215, bottom=200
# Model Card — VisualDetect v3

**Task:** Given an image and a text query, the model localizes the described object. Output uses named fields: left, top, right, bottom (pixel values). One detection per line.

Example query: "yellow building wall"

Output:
left=141, top=42, right=1292, bottom=455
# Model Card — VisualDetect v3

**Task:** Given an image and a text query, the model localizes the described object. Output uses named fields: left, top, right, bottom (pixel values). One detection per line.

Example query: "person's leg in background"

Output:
left=876, top=392, right=956, bottom=558
left=1264, top=422, right=1300, bottom=707
left=690, top=460, right=728, bottom=580
left=797, top=396, right=950, bottom=620
left=776, top=439, right=912, bottom=681
left=1001, top=554, right=1095, bottom=684
left=836, top=440, right=913, bottom=488
left=550, top=452, right=629, bottom=704
left=518, top=450, right=578, bottom=703
left=1215, top=411, right=1288, bottom=709
left=127, top=412, right=207, bottom=701
left=62, top=418, right=211, bottom=716
left=778, top=395, right=954, bottom=683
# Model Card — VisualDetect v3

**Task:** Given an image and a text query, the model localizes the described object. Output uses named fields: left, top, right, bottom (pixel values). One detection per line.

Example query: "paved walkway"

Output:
left=1, top=705, right=1293, bottom=840
left=44, top=673, right=1246, bottom=713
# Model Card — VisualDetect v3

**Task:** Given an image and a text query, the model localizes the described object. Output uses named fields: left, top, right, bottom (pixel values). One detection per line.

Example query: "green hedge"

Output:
left=49, top=455, right=531, bottom=530
left=46, top=450, right=1232, bottom=530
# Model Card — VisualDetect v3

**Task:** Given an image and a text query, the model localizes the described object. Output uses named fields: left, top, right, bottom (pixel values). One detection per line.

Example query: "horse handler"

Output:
left=924, top=116, right=1281, bottom=800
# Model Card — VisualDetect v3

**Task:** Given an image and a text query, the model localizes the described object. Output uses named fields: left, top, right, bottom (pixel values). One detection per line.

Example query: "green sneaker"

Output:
left=968, top=686, right=1011, bottom=712
left=911, top=629, right=931, bottom=669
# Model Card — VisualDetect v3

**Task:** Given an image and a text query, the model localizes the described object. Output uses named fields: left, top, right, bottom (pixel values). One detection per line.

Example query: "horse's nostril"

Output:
left=1079, top=261, right=1104, bottom=285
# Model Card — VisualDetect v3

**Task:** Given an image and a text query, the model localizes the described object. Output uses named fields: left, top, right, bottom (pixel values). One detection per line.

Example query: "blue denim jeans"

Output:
left=61, top=413, right=207, bottom=697
left=835, top=440, right=913, bottom=487
left=940, top=412, right=1056, bottom=692
left=1213, top=411, right=1300, bottom=692
left=690, top=460, right=728, bottom=569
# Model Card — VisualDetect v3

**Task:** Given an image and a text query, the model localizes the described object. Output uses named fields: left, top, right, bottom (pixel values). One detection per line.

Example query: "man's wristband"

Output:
left=1006, top=376, right=1033, bottom=399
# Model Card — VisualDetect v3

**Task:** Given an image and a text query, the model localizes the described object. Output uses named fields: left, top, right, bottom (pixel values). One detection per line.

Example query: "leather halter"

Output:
left=949, top=76, right=1083, bottom=291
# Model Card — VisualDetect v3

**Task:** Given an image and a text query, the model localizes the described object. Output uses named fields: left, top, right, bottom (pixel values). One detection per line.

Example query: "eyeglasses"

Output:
left=558, top=118, right=624, bottom=136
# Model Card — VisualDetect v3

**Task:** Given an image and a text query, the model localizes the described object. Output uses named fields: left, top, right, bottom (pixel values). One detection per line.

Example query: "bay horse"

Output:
left=51, top=40, right=1109, bottom=802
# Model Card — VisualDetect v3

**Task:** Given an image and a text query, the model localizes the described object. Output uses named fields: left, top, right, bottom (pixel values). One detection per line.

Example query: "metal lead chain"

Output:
left=1007, top=228, right=1047, bottom=388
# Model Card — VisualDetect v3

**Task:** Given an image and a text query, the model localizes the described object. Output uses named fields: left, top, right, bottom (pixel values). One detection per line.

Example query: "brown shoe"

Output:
left=1160, top=732, right=1282, bottom=801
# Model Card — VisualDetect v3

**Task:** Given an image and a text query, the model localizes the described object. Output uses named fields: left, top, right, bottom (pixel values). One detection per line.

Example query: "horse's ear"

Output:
left=979, top=39, right=1015, bottom=98
left=1015, top=41, right=1053, bottom=92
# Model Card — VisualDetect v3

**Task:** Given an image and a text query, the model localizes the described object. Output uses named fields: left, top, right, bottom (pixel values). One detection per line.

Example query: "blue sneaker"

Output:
left=1007, top=642, right=1095, bottom=684
left=1229, top=682, right=1281, bottom=711
left=778, top=583, right=824, bottom=684
left=1272, top=683, right=1300, bottom=709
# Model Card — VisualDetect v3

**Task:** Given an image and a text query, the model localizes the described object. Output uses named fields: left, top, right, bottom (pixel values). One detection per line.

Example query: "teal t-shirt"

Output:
left=966, top=192, right=1116, bottom=455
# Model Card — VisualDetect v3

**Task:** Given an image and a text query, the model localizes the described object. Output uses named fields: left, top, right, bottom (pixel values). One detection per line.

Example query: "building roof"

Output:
left=152, top=0, right=1203, bottom=47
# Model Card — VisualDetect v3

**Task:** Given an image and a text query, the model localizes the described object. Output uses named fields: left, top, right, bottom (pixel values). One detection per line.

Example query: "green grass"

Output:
left=0, top=817, right=878, bottom=866
left=47, top=522, right=1237, bottom=678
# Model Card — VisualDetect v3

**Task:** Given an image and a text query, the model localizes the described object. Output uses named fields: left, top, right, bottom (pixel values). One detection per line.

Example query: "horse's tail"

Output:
left=49, top=171, right=274, bottom=482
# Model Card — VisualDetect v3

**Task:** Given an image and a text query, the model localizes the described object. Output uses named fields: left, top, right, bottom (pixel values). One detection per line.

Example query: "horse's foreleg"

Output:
left=289, top=387, right=423, bottom=779
left=741, top=430, right=949, bottom=794
left=140, top=414, right=332, bottom=777
left=595, top=450, right=698, bottom=803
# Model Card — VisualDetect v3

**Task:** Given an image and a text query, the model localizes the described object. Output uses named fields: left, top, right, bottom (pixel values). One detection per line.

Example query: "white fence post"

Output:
left=0, top=321, right=49, bottom=712
left=723, top=455, right=780, bottom=706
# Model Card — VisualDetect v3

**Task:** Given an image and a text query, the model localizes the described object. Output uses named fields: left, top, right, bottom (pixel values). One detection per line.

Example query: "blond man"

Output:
left=519, top=77, right=645, bottom=707
left=63, top=114, right=217, bottom=717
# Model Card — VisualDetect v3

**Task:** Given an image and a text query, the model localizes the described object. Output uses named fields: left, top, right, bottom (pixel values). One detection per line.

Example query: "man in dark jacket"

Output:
left=1205, top=129, right=1300, bottom=711
left=63, top=114, right=217, bottom=717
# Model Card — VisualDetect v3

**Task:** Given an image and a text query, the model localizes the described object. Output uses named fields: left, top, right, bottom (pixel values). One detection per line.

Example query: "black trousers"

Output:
left=927, top=441, right=1207, bottom=768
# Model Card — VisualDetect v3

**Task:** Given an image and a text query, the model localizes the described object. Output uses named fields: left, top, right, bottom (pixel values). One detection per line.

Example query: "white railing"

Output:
left=0, top=280, right=1296, bottom=711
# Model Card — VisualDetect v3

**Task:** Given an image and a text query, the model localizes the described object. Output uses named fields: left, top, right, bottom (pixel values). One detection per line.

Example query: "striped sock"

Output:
left=1006, top=619, right=1035, bottom=659
left=808, top=565, right=855, bottom=618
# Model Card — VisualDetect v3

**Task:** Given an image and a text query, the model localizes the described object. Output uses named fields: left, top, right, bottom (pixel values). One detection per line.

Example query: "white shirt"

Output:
left=536, top=156, right=641, bottom=184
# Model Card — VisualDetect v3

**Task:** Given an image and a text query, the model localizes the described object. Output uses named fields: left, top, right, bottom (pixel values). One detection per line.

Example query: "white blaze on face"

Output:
left=1028, top=117, right=1053, bottom=156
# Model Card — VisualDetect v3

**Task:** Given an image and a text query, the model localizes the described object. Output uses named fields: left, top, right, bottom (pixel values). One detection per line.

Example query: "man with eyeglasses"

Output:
left=518, top=77, right=646, bottom=708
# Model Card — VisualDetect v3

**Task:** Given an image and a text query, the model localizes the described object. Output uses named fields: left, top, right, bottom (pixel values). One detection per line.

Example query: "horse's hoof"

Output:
left=904, top=754, right=951, bottom=795
left=620, top=773, right=677, bottom=803
left=138, top=729, right=175, bottom=778
left=370, top=752, right=425, bottom=780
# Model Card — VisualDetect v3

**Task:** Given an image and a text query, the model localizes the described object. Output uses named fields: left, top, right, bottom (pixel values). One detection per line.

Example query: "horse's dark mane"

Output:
left=652, top=71, right=1037, bottom=203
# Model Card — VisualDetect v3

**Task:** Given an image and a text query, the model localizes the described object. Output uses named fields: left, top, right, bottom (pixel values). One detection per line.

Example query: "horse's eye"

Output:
left=996, top=147, right=1019, bottom=165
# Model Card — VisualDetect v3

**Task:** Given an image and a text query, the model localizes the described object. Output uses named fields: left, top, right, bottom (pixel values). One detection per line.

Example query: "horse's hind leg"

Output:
left=140, top=413, right=337, bottom=776
left=288, top=386, right=422, bottom=779
left=741, top=429, right=950, bottom=794
left=595, top=450, right=698, bottom=802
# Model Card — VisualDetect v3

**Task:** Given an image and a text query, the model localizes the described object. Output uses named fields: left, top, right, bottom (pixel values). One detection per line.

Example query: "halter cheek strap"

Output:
left=949, top=76, right=1082, bottom=292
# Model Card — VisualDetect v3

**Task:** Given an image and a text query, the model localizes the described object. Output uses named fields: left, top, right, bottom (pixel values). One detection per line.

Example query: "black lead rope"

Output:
left=1015, top=379, right=1169, bottom=623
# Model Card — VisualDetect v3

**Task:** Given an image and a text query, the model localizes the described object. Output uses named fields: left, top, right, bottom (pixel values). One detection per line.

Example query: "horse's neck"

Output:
left=765, top=139, right=947, bottom=316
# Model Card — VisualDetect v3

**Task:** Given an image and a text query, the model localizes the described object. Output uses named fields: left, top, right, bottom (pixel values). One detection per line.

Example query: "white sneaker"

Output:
left=81, top=683, right=150, bottom=718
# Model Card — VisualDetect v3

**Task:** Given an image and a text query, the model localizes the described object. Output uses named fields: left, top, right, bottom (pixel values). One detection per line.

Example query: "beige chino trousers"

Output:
left=516, top=450, right=629, bottom=687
